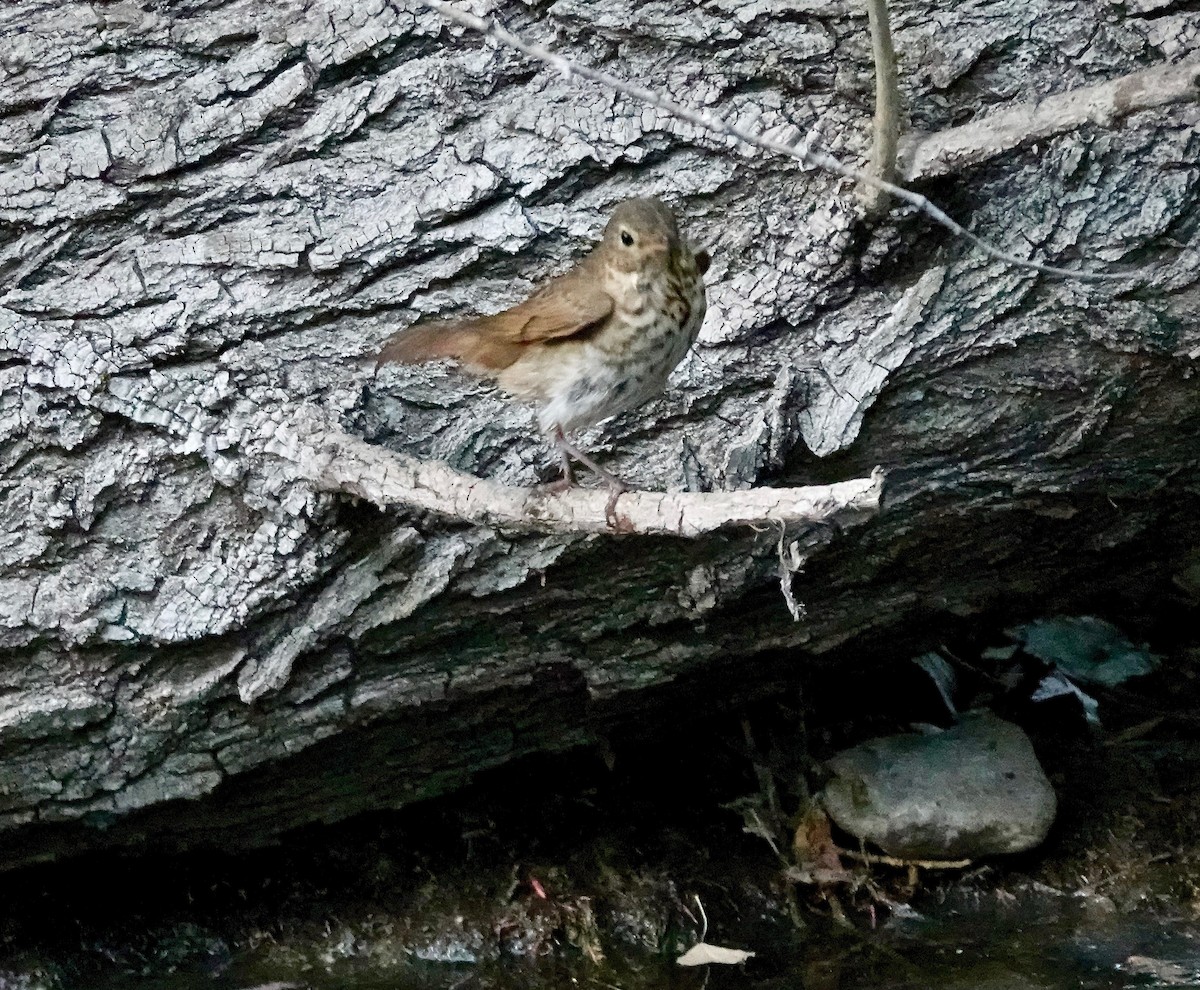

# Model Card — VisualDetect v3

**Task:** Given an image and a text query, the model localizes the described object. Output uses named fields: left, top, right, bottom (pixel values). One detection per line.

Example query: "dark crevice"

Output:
left=1131, top=0, right=1200, bottom=20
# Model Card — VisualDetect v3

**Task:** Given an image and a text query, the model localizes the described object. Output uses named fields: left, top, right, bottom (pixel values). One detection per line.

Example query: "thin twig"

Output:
left=280, top=424, right=884, bottom=537
left=840, top=848, right=972, bottom=869
left=859, top=0, right=901, bottom=215
left=741, top=718, right=782, bottom=822
left=415, top=0, right=1136, bottom=281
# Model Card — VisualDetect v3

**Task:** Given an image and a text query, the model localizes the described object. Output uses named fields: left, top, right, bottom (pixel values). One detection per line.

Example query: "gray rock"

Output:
left=821, top=713, right=1056, bottom=860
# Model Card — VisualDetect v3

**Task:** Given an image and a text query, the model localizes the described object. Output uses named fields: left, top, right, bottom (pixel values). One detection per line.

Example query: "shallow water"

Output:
left=86, top=889, right=1200, bottom=990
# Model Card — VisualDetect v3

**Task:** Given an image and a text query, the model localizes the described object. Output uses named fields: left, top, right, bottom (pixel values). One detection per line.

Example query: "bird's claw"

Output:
left=604, top=482, right=628, bottom=527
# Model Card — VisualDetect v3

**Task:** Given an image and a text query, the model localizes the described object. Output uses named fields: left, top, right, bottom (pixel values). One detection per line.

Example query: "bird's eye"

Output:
left=620, top=230, right=634, bottom=247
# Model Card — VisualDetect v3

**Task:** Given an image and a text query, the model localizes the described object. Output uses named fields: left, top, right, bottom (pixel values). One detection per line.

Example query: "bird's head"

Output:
left=600, top=197, right=682, bottom=274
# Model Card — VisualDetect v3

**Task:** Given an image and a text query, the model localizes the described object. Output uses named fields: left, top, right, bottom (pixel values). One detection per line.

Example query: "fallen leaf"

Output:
left=792, top=805, right=848, bottom=882
left=912, top=652, right=957, bottom=717
left=1010, top=616, right=1161, bottom=687
left=1122, top=954, right=1193, bottom=984
left=785, top=864, right=854, bottom=885
left=677, top=942, right=755, bottom=966
left=236, top=983, right=306, bottom=990
left=1031, top=671, right=1100, bottom=725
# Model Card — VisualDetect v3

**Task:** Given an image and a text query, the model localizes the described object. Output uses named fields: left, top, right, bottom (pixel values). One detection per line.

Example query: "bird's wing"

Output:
left=483, top=271, right=614, bottom=344
left=374, top=267, right=614, bottom=373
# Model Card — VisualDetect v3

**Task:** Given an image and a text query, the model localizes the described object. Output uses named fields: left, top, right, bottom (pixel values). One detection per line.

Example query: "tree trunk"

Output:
left=1, top=0, right=1197, bottom=870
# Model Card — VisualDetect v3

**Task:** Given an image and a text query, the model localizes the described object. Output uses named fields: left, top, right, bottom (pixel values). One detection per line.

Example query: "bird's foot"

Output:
left=540, top=457, right=577, bottom=494
left=604, top=479, right=629, bottom=527
left=548, top=426, right=632, bottom=523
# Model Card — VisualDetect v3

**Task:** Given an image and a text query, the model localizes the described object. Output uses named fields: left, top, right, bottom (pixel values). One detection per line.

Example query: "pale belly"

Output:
left=537, top=333, right=687, bottom=433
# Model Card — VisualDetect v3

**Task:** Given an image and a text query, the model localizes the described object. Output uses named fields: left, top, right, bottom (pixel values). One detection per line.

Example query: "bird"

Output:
left=375, top=197, right=710, bottom=498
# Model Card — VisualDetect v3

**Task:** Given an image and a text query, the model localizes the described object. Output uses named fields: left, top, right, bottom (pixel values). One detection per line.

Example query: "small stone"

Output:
left=820, top=712, right=1056, bottom=860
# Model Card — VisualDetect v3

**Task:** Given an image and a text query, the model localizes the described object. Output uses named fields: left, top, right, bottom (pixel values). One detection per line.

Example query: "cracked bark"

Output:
left=0, top=0, right=1198, bottom=870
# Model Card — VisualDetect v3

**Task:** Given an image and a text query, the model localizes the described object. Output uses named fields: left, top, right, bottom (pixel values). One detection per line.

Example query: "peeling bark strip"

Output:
left=901, top=60, right=1200, bottom=180
left=287, top=428, right=884, bottom=537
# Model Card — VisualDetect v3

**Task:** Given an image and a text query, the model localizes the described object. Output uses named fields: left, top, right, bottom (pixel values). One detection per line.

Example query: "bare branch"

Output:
left=858, top=0, right=901, bottom=215
left=414, top=0, right=1140, bottom=282
left=838, top=848, right=973, bottom=870
left=280, top=427, right=884, bottom=538
left=901, top=60, right=1200, bottom=181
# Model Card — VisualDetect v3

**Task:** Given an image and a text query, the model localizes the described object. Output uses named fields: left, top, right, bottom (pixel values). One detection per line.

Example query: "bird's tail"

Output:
left=375, top=319, right=470, bottom=366
left=374, top=317, right=522, bottom=373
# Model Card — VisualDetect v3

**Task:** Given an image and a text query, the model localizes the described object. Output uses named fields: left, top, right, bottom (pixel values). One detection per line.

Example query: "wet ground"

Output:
left=75, top=891, right=1200, bottom=990
left=7, top=614, right=1200, bottom=990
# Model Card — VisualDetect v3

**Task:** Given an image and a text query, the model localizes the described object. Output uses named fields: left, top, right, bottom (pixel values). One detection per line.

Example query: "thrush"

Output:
left=376, top=197, right=710, bottom=496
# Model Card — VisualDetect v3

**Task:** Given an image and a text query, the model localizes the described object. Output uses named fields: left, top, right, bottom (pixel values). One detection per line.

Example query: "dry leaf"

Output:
left=236, top=983, right=306, bottom=990
left=1122, top=955, right=1192, bottom=985
left=677, top=942, right=756, bottom=966
left=231, top=979, right=302, bottom=988
left=792, top=805, right=847, bottom=878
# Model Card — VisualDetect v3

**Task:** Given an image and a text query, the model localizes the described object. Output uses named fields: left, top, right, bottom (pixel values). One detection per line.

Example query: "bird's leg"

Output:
left=554, top=431, right=629, bottom=493
left=551, top=429, right=630, bottom=522
left=540, top=426, right=578, bottom=493
left=558, top=434, right=577, bottom=489
left=539, top=426, right=577, bottom=493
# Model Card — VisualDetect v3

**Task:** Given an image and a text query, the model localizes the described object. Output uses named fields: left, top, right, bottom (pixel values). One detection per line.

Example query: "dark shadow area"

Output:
left=3, top=605, right=1200, bottom=989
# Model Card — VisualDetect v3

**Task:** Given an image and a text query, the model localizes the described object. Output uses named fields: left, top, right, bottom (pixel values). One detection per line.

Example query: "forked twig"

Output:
left=415, top=0, right=1137, bottom=281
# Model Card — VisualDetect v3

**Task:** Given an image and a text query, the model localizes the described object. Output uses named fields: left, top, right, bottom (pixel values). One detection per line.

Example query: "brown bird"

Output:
left=376, top=197, right=710, bottom=495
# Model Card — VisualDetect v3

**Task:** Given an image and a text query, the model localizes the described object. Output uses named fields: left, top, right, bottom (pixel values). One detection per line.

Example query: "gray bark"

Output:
left=0, top=0, right=1198, bottom=869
